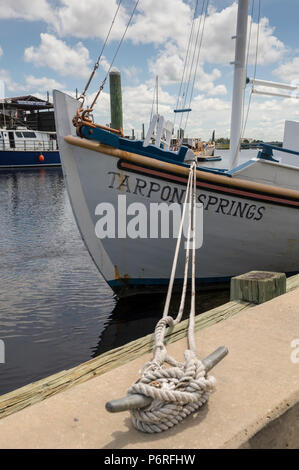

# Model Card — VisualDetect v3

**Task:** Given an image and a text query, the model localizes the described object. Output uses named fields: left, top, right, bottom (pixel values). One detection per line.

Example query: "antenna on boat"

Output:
left=73, top=0, right=139, bottom=129
left=0, top=79, right=6, bottom=128
left=173, top=0, right=209, bottom=142
left=149, top=76, right=159, bottom=125
left=156, top=75, right=159, bottom=115
left=229, top=0, right=249, bottom=170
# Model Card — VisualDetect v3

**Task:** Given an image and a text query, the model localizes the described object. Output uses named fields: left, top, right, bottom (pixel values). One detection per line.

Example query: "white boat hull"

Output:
left=54, top=91, right=299, bottom=296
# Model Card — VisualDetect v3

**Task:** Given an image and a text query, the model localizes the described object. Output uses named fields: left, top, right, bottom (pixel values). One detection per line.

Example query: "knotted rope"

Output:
left=127, top=161, right=216, bottom=433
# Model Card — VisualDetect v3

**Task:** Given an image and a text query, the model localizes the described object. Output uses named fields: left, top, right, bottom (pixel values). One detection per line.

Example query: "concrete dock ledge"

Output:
left=0, top=284, right=298, bottom=449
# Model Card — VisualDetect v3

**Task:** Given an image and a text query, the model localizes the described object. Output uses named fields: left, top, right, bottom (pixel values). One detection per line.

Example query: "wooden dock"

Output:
left=0, top=273, right=298, bottom=448
left=0, top=272, right=298, bottom=424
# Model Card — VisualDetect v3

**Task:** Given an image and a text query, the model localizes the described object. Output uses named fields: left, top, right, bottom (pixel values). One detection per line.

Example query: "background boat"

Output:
left=0, top=95, right=60, bottom=168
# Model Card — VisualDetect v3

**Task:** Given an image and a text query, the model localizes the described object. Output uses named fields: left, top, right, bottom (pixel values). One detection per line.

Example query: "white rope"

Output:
left=127, top=160, right=216, bottom=433
left=88, top=0, right=140, bottom=111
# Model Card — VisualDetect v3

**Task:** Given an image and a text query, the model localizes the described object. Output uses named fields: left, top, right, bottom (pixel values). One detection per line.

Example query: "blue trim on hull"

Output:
left=80, top=124, right=230, bottom=176
left=108, top=276, right=232, bottom=287
left=108, top=271, right=299, bottom=288
left=0, top=150, right=61, bottom=167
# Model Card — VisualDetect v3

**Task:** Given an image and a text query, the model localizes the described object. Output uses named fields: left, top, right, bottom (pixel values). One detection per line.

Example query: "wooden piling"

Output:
left=230, top=271, right=286, bottom=304
left=109, top=68, right=123, bottom=131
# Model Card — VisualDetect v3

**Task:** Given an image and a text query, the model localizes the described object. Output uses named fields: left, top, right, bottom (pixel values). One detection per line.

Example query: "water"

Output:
left=0, top=168, right=118, bottom=395
left=0, top=166, right=232, bottom=397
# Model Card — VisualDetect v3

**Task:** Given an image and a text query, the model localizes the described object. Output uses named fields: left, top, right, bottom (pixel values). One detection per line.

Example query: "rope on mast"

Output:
left=178, top=0, right=207, bottom=133
left=78, top=0, right=123, bottom=106
left=88, top=0, right=140, bottom=112
left=183, top=0, right=209, bottom=134
left=173, top=0, right=199, bottom=130
left=241, top=0, right=261, bottom=140
left=74, top=0, right=140, bottom=128
left=240, top=0, right=254, bottom=134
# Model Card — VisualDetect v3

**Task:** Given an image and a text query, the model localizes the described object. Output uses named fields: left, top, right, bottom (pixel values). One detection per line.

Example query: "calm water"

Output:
left=0, top=158, right=241, bottom=396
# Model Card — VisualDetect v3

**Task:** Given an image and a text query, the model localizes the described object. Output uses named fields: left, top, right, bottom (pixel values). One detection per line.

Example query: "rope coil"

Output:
left=126, top=160, right=216, bottom=433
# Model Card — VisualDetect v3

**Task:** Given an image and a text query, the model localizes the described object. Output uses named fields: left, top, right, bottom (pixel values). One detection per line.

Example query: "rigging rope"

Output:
left=241, top=0, right=261, bottom=140
left=178, top=0, right=207, bottom=133
left=183, top=0, right=209, bottom=134
left=78, top=0, right=123, bottom=106
left=89, top=0, right=140, bottom=112
left=76, top=0, right=139, bottom=121
left=127, top=160, right=216, bottom=433
left=240, top=0, right=254, bottom=135
left=173, top=0, right=199, bottom=131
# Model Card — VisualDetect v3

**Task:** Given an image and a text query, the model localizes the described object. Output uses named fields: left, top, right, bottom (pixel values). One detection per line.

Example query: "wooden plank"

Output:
left=64, top=135, right=299, bottom=200
left=230, top=271, right=286, bottom=304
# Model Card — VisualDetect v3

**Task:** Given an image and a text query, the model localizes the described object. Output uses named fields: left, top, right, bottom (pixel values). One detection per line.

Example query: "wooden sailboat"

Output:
left=53, top=0, right=299, bottom=297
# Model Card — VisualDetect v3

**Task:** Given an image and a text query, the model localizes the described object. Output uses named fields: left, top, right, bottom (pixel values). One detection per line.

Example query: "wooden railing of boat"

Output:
left=64, top=135, right=299, bottom=202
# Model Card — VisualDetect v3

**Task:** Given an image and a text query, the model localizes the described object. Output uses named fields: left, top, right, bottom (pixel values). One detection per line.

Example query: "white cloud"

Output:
left=146, top=2, right=283, bottom=101
left=182, top=3, right=285, bottom=66
left=99, top=56, right=111, bottom=74
left=24, top=75, right=65, bottom=92
left=0, top=0, right=286, bottom=68
left=194, top=67, right=227, bottom=96
left=24, top=33, right=92, bottom=78
left=247, top=17, right=285, bottom=66
left=148, top=44, right=227, bottom=98
left=274, top=57, right=299, bottom=84
left=0, top=69, right=19, bottom=92
left=0, top=0, right=54, bottom=22
left=0, top=46, right=3, bottom=57
left=2, top=0, right=289, bottom=142
left=123, top=66, right=141, bottom=84
left=52, top=0, right=129, bottom=40
left=148, top=43, right=184, bottom=85
left=127, top=0, right=192, bottom=46
left=88, top=82, right=176, bottom=137
left=0, top=69, right=65, bottom=95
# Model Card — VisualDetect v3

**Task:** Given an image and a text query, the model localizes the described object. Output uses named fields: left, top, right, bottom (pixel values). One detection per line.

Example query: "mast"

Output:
left=156, top=75, right=159, bottom=115
left=229, top=0, right=249, bottom=169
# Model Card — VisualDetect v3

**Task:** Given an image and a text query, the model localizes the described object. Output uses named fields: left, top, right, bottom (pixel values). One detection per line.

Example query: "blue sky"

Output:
left=1, top=0, right=299, bottom=141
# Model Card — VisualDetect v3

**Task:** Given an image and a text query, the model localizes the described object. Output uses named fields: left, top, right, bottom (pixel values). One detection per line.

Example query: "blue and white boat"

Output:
left=0, top=126, right=60, bottom=168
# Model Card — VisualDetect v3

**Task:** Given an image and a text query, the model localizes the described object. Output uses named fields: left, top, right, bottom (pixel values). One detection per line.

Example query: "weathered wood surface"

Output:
left=0, top=273, right=298, bottom=421
left=109, top=69, right=123, bottom=131
left=0, top=300, right=251, bottom=420
left=285, top=273, right=299, bottom=292
left=230, top=271, right=286, bottom=304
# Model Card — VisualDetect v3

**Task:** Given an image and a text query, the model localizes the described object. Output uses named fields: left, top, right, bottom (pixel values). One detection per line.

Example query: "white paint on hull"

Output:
left=53, top=91, right=299, bottom=295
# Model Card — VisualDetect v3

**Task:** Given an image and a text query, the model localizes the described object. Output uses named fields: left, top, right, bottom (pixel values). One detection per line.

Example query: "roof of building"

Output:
left=1, top=95, right=53, bottom=110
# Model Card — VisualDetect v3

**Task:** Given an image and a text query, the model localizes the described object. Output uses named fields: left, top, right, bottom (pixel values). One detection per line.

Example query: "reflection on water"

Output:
left=0, top=167, right=229, bottom=397
left=0, top=168, right=116, bottom=395
left=93, top=290, right=229, bottom=358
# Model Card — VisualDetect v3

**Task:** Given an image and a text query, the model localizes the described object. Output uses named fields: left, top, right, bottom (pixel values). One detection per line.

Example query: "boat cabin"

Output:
left=0, top=127, right=57, bottom=151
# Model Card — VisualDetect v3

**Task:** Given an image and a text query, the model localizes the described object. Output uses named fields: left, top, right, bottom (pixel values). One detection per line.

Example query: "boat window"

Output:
left=15, top=132, right=23, bottom=138
left=22, top=131, right=36, bottom=138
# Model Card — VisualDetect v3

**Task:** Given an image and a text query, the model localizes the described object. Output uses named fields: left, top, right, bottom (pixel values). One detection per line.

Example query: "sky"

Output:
left=1, top=0, right=299, bottom=141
